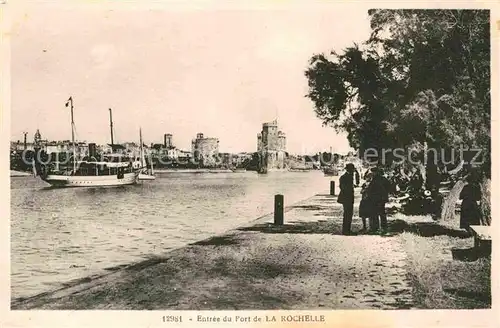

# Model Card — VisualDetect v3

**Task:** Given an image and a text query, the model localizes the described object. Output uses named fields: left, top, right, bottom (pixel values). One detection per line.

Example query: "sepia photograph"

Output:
left=1, top=0, right=497, bottom=327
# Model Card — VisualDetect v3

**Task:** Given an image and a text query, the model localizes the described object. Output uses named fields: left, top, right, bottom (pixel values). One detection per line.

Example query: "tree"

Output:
left=306, top=9, right=491, bottom=221
left=305, top=9, right=490, bottom=174
left=305, top=46, right=394, bottom=156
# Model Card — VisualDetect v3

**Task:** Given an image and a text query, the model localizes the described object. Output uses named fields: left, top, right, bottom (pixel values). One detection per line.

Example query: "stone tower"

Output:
left=257, top=119, right=286, bottom=172
left=192, top=133, right=219, bottom=167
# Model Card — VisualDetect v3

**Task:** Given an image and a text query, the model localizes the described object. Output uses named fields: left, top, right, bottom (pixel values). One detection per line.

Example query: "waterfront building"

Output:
left=176, top=149, right=192, bottom=163
left=10, top=141, right=35, bottom=152
left=150, top=143, right=176, bottom=159
left=121, top=142, right=140, bottom=155
left=191, top=133, right=219, bottom=167
left=149, top=133, right=176, bottom=158
left=257, top=119, right=287, bottom=172
left=100, top=144, right=113, bottom=154
left=74, top=142, right=89, bottom=157
left=166, top=148, right=179, bottom=159
left=164, top=133, right=173, bottom=149
left=44, top=141, right=72, bottom=154
left=149, top=134, right=192, bottom=167
left=226, top=152, right=253, bottom=167
left=10, top=138, right=86, bottom=155
left=44, top=140, right=88, bottom=157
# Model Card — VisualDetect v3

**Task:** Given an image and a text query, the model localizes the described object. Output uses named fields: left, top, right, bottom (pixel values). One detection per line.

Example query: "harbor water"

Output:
left=11, top=170, right=334, bottom=299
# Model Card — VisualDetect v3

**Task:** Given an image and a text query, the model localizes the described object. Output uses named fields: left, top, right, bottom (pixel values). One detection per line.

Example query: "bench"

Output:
left=469, top=225, right=492, bottom=256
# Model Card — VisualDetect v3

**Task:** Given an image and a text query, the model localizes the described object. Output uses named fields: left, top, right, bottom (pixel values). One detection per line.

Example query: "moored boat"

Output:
left=137, top=128, right=156, bottom=181
left=36, top=97, right=140, bottom=188
left=323, top=166, right=338, bottom=176
left=138, top=171, right=156, bottom=180
left=41, top=161, right=139, bottom=187
left=288, top=167, right=311, bottom=172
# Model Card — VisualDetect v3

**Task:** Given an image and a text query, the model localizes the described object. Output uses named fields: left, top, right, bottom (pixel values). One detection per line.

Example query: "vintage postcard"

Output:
left=1, top=0, right=498, bottom=327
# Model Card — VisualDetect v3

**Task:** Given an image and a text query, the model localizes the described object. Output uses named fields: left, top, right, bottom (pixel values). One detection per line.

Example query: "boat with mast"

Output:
left=38, top=97, right=140, bottom=187
left=323, top=146, right=338, bottom=176
left=137, top=128, right=156, bottom=181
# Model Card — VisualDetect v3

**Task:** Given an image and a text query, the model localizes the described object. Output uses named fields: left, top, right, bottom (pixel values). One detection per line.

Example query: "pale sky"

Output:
left=10, top=1, right=372, bottom=154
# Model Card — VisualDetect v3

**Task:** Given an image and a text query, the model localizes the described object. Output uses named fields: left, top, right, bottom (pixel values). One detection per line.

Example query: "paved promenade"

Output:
left=12, top=192, right=413, bottom=310
left=10, top=170, right=31, bottom=177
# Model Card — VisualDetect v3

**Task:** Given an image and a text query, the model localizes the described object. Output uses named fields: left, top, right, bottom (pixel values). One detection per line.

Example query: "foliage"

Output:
left=480, top=178, right=491, bottom=225
left=305, top=9, right=490, bottom=175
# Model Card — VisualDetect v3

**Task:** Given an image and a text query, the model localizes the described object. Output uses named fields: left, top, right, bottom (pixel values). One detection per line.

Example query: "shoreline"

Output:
left=153, top=168, right=321, bottom=174
left=10, top=170, right=32, bottom=177
left=14, top=190, right=412, bottom=311
left=11, top=190, right=326, bottom=306
left=11, top=190, right=417, bottom=310
left=154, top=168, right=238, bottom=173
left=10, top=168, right=322, bottom=176
left=11, top=186, right=489, bottom=310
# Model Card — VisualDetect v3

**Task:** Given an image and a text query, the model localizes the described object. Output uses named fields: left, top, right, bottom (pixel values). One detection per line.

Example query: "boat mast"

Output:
left=150, top=151, right=154, bottom=174
left=149, top=131, right=154, bottom=174
left=139, top=127, right=144, bottom=167
left=109, top=108, right=114, bottom=146
left=66, top=97, right=76, bottom=173
left=330, top=146, right=333, bottom=166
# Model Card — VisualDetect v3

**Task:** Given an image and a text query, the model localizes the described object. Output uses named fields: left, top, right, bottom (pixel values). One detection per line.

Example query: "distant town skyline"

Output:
left=10, top=2, right=372, bottom=154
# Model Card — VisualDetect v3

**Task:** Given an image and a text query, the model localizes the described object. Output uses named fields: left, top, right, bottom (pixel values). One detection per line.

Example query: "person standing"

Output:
left=368, top=167, right=391, bottom=234
left=338, top=163, right=358, bottom=235
left=359, top=172, right=374, bottom=232
left=459, top=170, right=482, bottom=232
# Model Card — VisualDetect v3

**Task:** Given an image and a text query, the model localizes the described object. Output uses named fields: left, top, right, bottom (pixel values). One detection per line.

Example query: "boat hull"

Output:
left=138, top=173, right=156, bottom=181
left=323, top=167, right=339, bottom=176
left=42, top=172, right=139, bottom=188
left=289, top=168, right=312, bottom=172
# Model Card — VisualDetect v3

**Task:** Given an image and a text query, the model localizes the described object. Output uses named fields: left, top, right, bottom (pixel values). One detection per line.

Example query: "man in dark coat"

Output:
left=368, top=167, right=391, bottom=234
left=337, top=163, right=359, bottom=235
left=459, top=170, right=482, bottom=231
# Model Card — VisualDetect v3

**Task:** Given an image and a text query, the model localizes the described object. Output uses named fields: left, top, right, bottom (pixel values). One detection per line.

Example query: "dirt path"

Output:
left=12, top=193, right=413, bottom=310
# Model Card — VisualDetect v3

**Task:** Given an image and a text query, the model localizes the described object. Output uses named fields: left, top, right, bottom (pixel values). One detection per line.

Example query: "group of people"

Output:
left=337, top=163, right=392, bottom=235
left=337, top=162, right=485, bottom=235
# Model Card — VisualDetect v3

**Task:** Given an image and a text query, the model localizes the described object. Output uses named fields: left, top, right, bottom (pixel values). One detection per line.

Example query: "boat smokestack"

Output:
left=88, top=143, right=97, bottom=158
left=164, top=134, right=167, bottom=148
left=109, top=108, right=114, bottom=145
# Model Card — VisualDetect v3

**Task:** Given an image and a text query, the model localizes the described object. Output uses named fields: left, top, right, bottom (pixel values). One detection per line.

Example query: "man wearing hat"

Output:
left=337, top=163, right=359, bottom=235
left=368, top=166, right=391, bottom=234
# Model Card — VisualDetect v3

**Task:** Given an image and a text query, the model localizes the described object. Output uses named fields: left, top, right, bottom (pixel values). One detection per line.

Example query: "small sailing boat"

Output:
left=322, top=147, right=338, bottom=176
left=323, top=166, right=338, bottom=176
left=37, top=98, right=140, bottom=187
left=137, top=128, right=156, bottom=181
